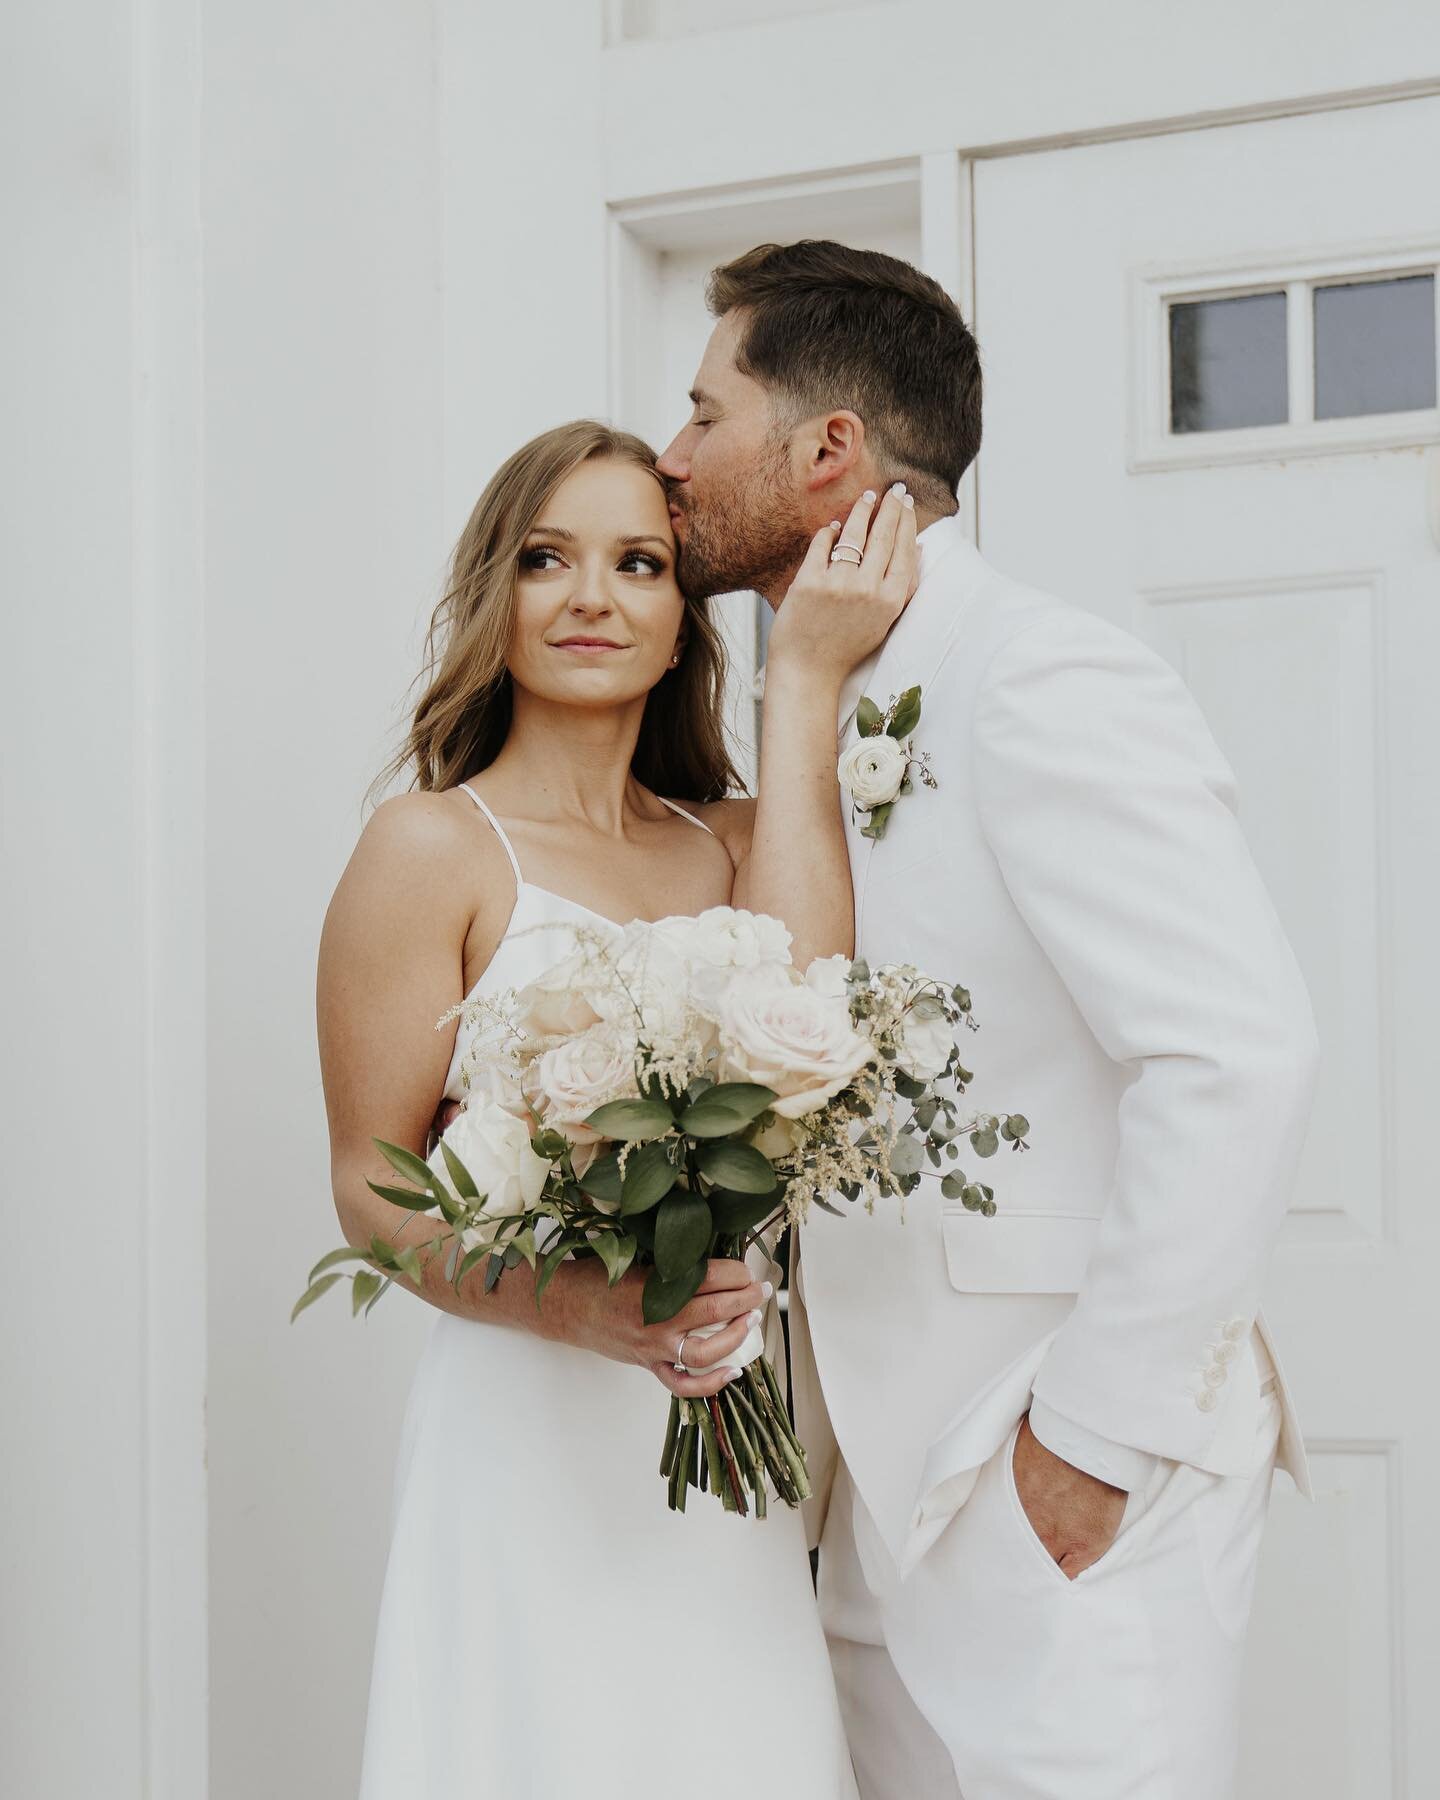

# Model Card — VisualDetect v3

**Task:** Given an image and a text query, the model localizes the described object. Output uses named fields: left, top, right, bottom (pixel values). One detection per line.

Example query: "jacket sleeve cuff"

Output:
left=1027, top=1399, right=1160, bottom=1493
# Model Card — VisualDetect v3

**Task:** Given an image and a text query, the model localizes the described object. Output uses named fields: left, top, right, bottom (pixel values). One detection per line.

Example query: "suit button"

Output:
left=1196, top=1388, right=1219, bottom=1413
left=1203, top=1364, right=1228, bottom=1389
left=1223, top=1318, right=1248, bottom=1342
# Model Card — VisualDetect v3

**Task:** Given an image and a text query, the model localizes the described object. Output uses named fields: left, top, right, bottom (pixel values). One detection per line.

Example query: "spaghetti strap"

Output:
left=458, top=784, right=524, bottom=885
left=657, top=796, right=717, bottom=838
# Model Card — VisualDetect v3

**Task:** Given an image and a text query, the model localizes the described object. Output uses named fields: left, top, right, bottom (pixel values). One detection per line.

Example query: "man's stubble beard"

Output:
left=671, top=437, right=812, bottom=604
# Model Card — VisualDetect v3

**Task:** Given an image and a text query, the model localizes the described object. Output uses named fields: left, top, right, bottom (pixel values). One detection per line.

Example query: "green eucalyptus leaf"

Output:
left=440, top=1141, right=479, bottom=1200
left=351, top=1270, right=384, bottom=1316
left=510, top=1226, right=538, bottom=1271
left=290, top=1273, right=344, bottom=1322
left=940, top=1171, right=967, bottom=1200
left=584, top=1099, right=674, bottom=1142
left=654, top=1192, right=715, bottom=1280
left=889, top=1133, right=925, bottom=1177
left=482, top=1250, right=505, bottom=1293
left=971, top=1128, right=1000, bottom=1159
left=363, top=1277, right=391, bottom=1316
left=307, top=1245, right=373, bottom=1286
left=365, top=1179, right=439, bottom=1214
left=678, top=1082, right=778, bottom=1137
left=860, top=802, right=894, bottom=841
left=619, top=1140, right=680, bottom=1214
left=1002, top=1113, right=1031, bottom=1142
left=642, top=1260, right=706, bottom=1326
left=707, top=1189, right=783, bottom=1237
left=696, top=1140, right=779, bottom=1195
left=533, top=1242, right=569, bottom=1307
left=856, top=694, right=883, bottom=736
left=589, top=1231, right=638, bottom=1287
left=367, top=1235, right=401, bottom=1269
left=577, top=1152, right=623, bottom=1206
left=374, top=1138, right=440, bottom=1194
left=393, top=1245, right=426, bottom=1287
left=888, top=685, right=922, bottom=739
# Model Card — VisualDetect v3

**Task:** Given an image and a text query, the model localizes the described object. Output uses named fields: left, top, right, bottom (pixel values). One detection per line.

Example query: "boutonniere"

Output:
left=838, top=685, right=937, bottom=841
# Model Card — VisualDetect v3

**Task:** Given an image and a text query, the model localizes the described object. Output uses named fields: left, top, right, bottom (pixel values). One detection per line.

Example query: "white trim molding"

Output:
left=133, top=0, right=209, bottom=1789
left=1129, top=234, right=1440, bottom=471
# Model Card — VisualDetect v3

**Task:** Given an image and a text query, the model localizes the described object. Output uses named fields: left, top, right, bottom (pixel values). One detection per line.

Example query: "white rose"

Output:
left=592, top=921, right=694, bottom=1041
left=653, top=906, right=794, bottom=1015
left=748, top=1113, right=805, bottom=1161
left=897, top=1000, right=955, bottom=1081
left=529, top=1025, right=637, bottom=1145
left=838, top=734, right=908, bottom=809
left=513, top=948, right=602, bottom=1040
left=428, top=1096, right=551, bottom=1251
left=720, top=968, right=874, bottom=1119
left=802, top=954, right=852, bottom=1001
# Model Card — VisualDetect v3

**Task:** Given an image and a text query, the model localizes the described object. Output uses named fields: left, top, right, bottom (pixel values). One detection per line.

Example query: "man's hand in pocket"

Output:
left=1012, top=1412, right=1128, bottom=1580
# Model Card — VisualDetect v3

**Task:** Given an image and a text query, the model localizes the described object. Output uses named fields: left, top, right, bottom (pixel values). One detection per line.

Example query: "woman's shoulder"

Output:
left=683, top=795, right=756, bottom=871
left=339, top=788, right=510, bottom=912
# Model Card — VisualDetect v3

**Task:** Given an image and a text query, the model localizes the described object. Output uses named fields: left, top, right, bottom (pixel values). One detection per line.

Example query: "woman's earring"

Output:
left=670, top=652, right=681, bottom=667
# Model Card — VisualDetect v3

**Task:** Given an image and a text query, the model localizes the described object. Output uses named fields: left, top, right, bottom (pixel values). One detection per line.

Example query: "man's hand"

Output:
left=1011, top=1412, right=1127, bottom=1580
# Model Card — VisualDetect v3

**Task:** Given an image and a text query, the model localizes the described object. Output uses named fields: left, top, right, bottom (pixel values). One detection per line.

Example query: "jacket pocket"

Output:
left=941, top=1209, right=1099, bottom=1294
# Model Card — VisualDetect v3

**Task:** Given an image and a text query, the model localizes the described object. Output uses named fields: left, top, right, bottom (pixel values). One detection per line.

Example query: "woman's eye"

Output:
left=620, top=552, right=665, bottom=575
left=521, top=546, right=564, bottom=571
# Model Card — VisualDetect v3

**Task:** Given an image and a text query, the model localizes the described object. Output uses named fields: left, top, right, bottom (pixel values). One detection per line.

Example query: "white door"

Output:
left=974, top=97, right=1440, bottom=1796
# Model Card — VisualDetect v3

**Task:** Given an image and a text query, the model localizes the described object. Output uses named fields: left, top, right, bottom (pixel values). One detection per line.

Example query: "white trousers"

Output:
left=817, top=1370, right=1282, bottom=1800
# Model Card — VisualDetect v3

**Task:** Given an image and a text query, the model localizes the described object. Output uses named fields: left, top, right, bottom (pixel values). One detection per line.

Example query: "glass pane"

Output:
left=1169, top=291, right=1289, bottom=433
left=1314, top=274, right=1437, bottom=420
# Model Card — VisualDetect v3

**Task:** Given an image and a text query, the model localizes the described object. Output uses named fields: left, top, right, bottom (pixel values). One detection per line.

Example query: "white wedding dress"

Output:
left=358, top=786, right=858, bottom=1800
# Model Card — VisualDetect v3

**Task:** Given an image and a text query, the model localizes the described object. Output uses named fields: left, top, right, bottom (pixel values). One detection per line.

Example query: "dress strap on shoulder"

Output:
left=459, top=784, right=524, bottom=884
left=658, top=796, right=716, bottom=838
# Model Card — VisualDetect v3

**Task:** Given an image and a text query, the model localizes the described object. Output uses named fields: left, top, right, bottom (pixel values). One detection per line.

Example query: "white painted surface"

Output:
left=7, top=2, right=1440, bottom=1793
left=973, top=95, right=1440, bottom=1794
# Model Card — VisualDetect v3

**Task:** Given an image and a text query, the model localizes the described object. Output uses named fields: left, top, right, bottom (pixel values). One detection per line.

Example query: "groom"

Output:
left=657, top=242, right=1318, bottom=1799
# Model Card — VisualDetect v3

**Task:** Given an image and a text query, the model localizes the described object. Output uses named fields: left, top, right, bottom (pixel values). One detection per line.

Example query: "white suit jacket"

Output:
left=790, top=517, right=1319, bottom=1577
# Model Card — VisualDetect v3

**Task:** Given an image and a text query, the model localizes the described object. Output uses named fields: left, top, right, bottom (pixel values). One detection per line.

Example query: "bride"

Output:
left=318, top=418, right=915, bottom=1798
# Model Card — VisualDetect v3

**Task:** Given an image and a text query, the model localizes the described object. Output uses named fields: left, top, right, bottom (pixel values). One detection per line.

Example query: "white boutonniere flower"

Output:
left=838, top=685, right=937, bottom=840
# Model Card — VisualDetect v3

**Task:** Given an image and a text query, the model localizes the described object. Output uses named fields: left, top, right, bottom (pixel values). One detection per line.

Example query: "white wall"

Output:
left=202, top=1, right=444, bottom=1794
left=6, top=2, right=1439, bottom=1795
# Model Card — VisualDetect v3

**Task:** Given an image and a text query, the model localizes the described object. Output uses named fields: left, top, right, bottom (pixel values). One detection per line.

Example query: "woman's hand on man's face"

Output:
left=766, top=483, right=919, bottom=686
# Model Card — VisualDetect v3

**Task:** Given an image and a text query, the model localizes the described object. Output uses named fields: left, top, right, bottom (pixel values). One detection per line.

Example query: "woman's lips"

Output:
left=550, top=637, right=627, bottom=652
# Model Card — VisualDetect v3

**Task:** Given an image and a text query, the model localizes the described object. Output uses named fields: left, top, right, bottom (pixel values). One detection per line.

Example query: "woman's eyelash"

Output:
left=521, top=545, right=666, bottom=575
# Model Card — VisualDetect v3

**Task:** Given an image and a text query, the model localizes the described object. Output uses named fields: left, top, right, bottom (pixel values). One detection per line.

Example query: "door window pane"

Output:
left=1313, top=274, right=1437, bottom=420
left=1169, top=291, right=1289, bottom=433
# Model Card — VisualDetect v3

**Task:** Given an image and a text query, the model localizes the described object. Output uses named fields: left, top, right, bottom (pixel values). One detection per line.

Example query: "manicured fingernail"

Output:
left=903, top=494, right=915, bottom=509
left=862, top=489, right=876, bottom=502
left=829, top=520, right=842, bottom=531
left=724, top=1369, right=743, bottom=1384
left=747, top=1309, right=762, bottom=1327
left=761, top=1281, right=774, bottom=1300
left=891, top=481, right=906, bottom=496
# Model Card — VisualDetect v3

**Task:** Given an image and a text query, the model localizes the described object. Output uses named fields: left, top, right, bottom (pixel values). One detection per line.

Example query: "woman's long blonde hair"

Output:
left=378, top=420, right=740, bottom=802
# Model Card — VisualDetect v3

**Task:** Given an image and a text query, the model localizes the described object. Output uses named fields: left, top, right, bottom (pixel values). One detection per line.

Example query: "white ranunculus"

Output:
left=802, top=953, right=852, bottom=1001
left=838, top=734, right=908, bottom=809
left=429, top=1095, right=551, bottom=1251
left=748, top=1112, right=805, bottom=1162
left=897, top=1000, right=956, bottom=1081
left=720, top=968, right=874, bottom=1119
left=513, top=948, right=602, bottom=1041
left=529, top=1024, right=637, bottom=1146
left=653, top=906, right=794, bottom=1014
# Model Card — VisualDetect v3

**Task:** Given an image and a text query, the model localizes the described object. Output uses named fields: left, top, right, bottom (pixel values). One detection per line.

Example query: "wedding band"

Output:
left=674, top=1331, right=690, bottom=1373
left=829, top=544, right=864, bottom=564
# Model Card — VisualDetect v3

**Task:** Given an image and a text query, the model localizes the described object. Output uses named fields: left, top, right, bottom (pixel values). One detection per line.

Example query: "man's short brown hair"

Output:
left=706, top=239, right=981, bottom=505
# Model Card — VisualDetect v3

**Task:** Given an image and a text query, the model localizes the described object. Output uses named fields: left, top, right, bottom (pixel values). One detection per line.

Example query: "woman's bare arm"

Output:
left=316, top=791, right=764, bottom=1392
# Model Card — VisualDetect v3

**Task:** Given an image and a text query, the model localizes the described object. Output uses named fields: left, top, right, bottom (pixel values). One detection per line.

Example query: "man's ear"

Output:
left=803, top=410, right=866, bottom=497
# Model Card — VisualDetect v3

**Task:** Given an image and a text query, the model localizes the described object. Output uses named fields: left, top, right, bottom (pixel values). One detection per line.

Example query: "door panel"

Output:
left=976, top=97, right=1440, bottom=1796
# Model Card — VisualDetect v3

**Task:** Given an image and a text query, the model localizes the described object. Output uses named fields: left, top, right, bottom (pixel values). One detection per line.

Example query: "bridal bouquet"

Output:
left=295, top=908, right=1028, bottom=1516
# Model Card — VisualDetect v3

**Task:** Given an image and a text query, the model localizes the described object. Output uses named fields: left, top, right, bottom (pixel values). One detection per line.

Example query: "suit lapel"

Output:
left=842, top=526, right=989, bottom=937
